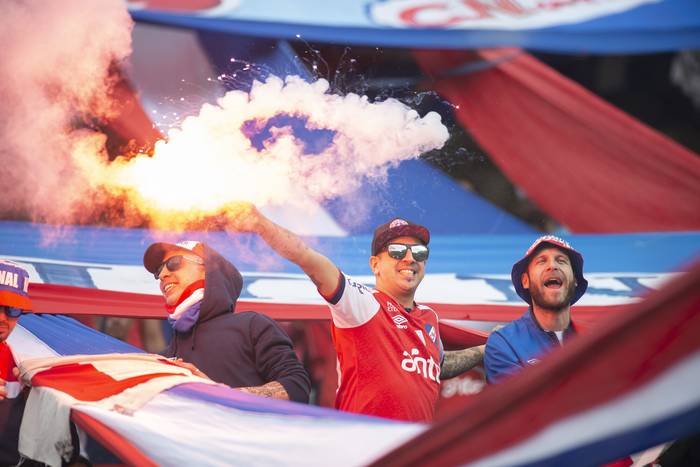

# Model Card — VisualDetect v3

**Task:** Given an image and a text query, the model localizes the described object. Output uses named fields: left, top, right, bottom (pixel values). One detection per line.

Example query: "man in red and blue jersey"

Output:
left=228, top=206, right=484, bottom=422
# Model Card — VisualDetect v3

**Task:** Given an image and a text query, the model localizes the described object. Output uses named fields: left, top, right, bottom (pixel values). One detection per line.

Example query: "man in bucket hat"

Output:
left=484, top=235, right=589, bottom=384
left=226, top=205, right=484, bottom=423
left=0, top=260, right=33, bottom=465
left=143, top=240, right=311, bottom=402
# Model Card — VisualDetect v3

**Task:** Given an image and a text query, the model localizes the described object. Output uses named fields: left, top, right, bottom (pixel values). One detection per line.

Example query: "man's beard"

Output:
left=530, top=279, right=576, bottom=312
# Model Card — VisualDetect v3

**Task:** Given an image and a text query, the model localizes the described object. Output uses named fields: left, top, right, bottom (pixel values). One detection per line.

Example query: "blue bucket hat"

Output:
left=511, top=235, right=588, bottom=305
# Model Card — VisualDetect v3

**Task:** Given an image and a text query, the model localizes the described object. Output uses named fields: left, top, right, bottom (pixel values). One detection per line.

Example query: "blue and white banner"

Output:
left=128, top=0, right=700, bottom=53
left=2, top=221, right=699, bottom=309
left=1, top=258, right=683, bottom=308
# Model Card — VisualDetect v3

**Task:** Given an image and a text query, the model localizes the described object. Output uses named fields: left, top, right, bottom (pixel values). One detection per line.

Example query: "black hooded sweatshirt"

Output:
left=162, top=244, right=310, bottom=403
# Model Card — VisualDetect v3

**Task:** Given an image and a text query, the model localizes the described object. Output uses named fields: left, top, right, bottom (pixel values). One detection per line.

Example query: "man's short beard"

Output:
left=530, top=280, right=576, bottom=312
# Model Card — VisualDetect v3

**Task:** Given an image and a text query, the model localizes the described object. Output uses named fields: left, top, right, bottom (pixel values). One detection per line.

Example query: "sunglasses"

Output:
left=385, top=243, right=429, bottom=262
left=0, top=306, right=24, bottom=318
left=154, top=255, right=204, bottom=279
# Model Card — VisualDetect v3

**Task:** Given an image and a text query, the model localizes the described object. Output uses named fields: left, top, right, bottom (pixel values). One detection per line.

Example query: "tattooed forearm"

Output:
left=441, top=345, right=485, bottom=380
left=237, top=381, right=289, bottom=400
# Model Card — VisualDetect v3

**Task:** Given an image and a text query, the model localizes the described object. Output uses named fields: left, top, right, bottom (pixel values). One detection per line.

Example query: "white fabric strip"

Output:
left=7, top=324, right=60, bottom=360
left=19, top=387, right=76, bottom=467
left=19, top=353, right=191, bottom=380
left=169, top=288, right=204, bottom=321
left=76, top=392, right=425, bottom=467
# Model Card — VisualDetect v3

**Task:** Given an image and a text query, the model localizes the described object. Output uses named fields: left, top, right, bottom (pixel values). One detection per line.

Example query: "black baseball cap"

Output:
left=371, top=218, right=430, bottom=256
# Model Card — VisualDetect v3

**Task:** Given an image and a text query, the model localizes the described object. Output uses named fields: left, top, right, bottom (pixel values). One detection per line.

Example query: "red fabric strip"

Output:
left=439, top=321, right=488, bottom=348
left=414, top=49, right=700, bottom=232
left=31, top=362, right=182, bottom=401
left=29, top=283, right=630, bottom=323
left=164, top=279, right=205, bottom=313
left=71, top=410, right=157, bottom=467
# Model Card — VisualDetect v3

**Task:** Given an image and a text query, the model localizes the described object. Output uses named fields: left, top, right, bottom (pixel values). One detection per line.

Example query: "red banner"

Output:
left=415, top=49, right=700, bottom=233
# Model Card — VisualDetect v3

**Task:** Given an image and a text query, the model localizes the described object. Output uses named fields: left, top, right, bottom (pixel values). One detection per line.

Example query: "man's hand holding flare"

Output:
left=221, top=202, right=263, bottom=233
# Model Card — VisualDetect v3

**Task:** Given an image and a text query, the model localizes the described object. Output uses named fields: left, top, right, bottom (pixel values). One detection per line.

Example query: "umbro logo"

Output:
left=392, top=315, right=408, bottom=329
left=392, top=315, right=407, bottom=325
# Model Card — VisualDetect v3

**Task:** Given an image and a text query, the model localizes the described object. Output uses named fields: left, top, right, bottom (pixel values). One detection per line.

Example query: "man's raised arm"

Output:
left=226, top=204, right=341, bottom=297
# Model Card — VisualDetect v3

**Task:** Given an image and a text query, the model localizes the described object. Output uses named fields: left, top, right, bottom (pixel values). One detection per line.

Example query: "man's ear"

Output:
left=521, top=272, right=530, bottom=290
left=369, top=256, right=379, bottom=275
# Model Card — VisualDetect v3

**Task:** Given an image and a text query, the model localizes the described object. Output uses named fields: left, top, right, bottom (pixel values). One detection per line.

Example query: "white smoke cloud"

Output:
left=98, top=76, right=449, bottom=223
left=0, top=0, right=132, bottom=222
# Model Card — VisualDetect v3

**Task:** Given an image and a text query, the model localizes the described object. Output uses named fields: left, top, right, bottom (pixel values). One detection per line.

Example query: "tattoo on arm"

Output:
left=441, top=345, right=485, bottom=380
left=237, top=381, right=289, bottom=400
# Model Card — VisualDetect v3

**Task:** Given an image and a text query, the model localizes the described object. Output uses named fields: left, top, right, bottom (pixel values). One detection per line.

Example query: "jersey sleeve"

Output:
left=484, top=331, right=522, bottom=384
left=321, top=272, right=380, bottom=328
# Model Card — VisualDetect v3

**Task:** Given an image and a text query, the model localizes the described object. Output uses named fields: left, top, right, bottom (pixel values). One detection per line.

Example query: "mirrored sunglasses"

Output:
left=154, top=255, right=204, bottom=280
left=0, top=305, right=24, bottom=318
left=385, top=243, right=429, bottom=262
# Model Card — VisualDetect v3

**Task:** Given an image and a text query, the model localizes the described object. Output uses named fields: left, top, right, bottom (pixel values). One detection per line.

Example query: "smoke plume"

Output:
left=1, top=3, right=449, bottom=231
left=0, top=0, right=132, bottom=223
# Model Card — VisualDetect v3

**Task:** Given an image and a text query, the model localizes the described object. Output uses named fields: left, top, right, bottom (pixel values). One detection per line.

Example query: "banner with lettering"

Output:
left=128, top=0, right=700, bottom=53
left=2, top=221, right=699, bottom=315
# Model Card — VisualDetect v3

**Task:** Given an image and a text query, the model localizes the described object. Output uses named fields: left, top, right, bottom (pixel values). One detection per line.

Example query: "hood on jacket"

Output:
left=199, top=243, right=243, bottom=323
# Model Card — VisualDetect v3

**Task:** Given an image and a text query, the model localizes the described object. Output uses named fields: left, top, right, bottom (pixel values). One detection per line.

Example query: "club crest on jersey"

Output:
left=401, top=348, right=440, bottom=383
left=386, top=302, right=399, bottom=313
left=392, top=315, right=408, bottom=329
left=424, top=323, right=437, bottom=344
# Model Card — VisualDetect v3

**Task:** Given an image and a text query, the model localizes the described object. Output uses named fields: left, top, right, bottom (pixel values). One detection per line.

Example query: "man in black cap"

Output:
left=226, top=206, right=483, bottom=422
left=484, top=235, right=589, bottom=384
left=143, top=240, right=310, bottom=402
